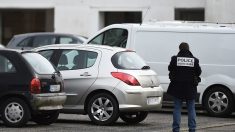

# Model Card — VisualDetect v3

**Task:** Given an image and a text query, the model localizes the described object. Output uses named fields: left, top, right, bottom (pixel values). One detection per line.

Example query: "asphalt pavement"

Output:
left=0, top=112, right=235, bottom=132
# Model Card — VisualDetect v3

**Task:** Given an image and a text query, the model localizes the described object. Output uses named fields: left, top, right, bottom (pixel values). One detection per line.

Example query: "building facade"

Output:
left=0, top=0, right=234, bottom=45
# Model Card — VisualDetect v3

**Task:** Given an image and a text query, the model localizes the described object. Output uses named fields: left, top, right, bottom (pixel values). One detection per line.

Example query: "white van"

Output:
left=85, top=21, right=235, bottom=117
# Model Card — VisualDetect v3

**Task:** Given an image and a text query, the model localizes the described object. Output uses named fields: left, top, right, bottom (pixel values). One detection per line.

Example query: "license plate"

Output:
left=50, top=85, right=60, bottom=92
left=147, top=97, right=161, bottom=105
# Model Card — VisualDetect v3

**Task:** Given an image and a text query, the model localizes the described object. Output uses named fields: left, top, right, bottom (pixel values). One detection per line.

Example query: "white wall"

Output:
left=206, top=0, right=235, bottom=23
left=0, top=0, right=235, bottom=38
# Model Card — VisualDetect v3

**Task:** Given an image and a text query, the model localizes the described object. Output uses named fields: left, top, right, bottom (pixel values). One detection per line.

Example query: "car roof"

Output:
left=33, top=44, right=127, bottom=53
left=13, top=32, right=77, bottom=38
left=0, top=48, right=35, bottom=54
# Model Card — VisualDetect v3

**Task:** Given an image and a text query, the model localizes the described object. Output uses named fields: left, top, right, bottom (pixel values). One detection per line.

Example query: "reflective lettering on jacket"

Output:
left=177, top=57, right=195, bottom=67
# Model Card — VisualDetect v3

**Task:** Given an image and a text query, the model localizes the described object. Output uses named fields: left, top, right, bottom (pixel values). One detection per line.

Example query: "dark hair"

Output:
left=179, top=42, right=189, bottom=51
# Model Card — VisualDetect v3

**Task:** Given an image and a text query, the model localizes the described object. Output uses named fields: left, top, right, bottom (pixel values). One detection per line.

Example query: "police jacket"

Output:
left=167, top=50, right=202, bottom=100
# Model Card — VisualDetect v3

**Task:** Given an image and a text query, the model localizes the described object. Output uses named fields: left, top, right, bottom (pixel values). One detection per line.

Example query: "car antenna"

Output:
left=141, top=6, right=150, bottom=26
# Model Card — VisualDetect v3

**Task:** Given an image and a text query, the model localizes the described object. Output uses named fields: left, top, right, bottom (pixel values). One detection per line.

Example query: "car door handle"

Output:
left=80, top=72, right=91, bottom=77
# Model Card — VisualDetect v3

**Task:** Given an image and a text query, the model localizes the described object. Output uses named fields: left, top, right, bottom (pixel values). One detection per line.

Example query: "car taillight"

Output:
left=111, top=72, right=140, bottom=86
left=30, top=77, right=41, bottom=94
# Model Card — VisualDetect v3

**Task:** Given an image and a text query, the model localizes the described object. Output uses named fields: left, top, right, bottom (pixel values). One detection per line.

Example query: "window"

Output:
left=89, top=29, right=128, bottom=48
left=111, top=51, right=147, bottom=70
left=17, top=37, right=33, bottom=47
left=175, top=8, right=205, bottom=21
left=32, top=36, right=56, bottom=47
left=57, top=50, right=98, bottom=71
left=23, top=53, right=56, bottom=74
left=38, top=50, right=54, bottom=60
left=59, top=36, right=80, bottom=44
left=103, top=12, right=142, bottom=27
left=0, top=55, right=16, bottom=73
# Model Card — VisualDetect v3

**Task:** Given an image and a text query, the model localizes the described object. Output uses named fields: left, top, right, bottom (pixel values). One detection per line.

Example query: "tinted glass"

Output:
left=17, top=37, right=32, bottom=47
left=0, top=55, right=16, bottom=73
left=23, top=53, right=55, bottom=74
left=38, top=50, right=54, bottom=60
left=59, top=36, right=80, bottom=44
left=89, top=34, right=103, bottom=45
left=89, top=29, right=128, bottom=48
left=111, top=52, right=147, bottom=70
left=33, top=36, right=56, bottom=47
left=57, top=50, right=98, bottom=71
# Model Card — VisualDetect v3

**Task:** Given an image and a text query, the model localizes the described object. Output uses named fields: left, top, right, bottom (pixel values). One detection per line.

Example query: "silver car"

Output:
left=6, top=32, right=87, bottom=50
left=33, top=44, right=163, bottom=125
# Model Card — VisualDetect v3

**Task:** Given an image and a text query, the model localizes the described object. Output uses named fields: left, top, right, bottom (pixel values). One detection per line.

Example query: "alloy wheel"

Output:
left=91, top=97, right=114, bottom=121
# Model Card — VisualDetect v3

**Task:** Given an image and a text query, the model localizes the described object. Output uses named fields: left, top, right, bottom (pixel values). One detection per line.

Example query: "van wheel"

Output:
left=87, top=93, right=119, bottom=125
left=1, top=98, right=30, bottom=127
left=32, top=110, right=60, bottom=125
left=120, top=112, right=148, bottom=124
left=203, top=86, right=234, bottom=117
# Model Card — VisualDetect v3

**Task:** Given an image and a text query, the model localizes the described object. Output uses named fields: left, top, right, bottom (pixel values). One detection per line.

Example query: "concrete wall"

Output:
left=0, top=0, right=235, bottom=38
left=206, top=0, right=235, bottom=23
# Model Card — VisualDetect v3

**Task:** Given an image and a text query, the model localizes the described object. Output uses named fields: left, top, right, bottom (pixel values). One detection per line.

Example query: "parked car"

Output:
left=6, top=32, right=87, bottom=50
left=33, top=44, right=163, bottom=125
left=0, top=49, right=66, bottom=127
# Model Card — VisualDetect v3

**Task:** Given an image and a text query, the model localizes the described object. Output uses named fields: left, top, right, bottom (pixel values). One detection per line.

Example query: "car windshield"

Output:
left=111, top=51, right=148, bottom=70
left=22, top=52, right=56, bottom=74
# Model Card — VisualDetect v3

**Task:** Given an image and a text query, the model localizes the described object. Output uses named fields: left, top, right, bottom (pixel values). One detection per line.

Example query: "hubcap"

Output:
left=91, top=97, right=113, bottom=121
left=208, top=91, right=228, bottom=113
left=5, top=102, right=24, bottom=123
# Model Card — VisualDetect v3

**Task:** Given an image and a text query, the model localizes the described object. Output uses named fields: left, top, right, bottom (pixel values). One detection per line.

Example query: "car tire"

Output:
left=120, top=112, right=148, bottom=124
left=32, top=110, right=60, bottom=125
left=87, top=93, right=119, bottom=125
left=0, top=98, right=30, bottom=127
left=203, top=86, right=234, bottom=117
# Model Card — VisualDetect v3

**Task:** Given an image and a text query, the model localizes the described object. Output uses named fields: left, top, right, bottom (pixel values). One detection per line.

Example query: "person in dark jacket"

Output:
left=167, top=42, right=201, bottom=132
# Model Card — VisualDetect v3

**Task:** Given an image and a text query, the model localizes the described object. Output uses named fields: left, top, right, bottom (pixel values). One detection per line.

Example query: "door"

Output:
left=54, top=49, right=100, bottom=106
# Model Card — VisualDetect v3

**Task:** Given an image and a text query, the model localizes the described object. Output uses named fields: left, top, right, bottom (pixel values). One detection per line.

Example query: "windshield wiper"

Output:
left=141, top=65, right=150, bottom=70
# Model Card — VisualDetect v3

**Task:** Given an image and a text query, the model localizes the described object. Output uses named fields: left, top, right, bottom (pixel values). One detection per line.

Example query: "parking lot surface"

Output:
left=1, top=112, right=235, bottom=132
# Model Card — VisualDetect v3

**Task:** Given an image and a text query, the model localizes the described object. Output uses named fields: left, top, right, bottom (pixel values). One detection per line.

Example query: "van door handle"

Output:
left=80, top=72, right=91, bottom=77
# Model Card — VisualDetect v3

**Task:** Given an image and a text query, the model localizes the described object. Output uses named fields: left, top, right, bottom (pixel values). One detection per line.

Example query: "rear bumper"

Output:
left=32, top=92, right=67, bottom=110
left=114, top=85, right=163, bottom=112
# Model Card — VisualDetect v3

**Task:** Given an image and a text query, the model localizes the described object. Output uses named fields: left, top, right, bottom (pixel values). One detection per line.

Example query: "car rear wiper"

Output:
left=141, top=65, right=150, bottom=70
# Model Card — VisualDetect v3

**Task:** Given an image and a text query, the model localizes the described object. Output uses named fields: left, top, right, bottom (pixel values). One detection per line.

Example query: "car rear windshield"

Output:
left=111, top=51, right=148, bottom=70
left=22, top=52, right=56, bottom=74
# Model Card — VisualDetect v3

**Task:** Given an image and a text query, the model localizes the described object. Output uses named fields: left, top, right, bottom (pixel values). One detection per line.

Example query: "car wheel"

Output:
left=32, top=110, right=60, bottom=125
left=120, top=112, right=148, bottom=124
left=203, top=86, right=234, bottom=117
left=87, top=93, right=119, bottom=125
left=0, top=98, right=30, bottom=127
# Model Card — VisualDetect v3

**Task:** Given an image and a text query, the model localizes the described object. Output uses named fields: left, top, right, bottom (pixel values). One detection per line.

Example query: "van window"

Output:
left=89, top=28, right=128, bottom=48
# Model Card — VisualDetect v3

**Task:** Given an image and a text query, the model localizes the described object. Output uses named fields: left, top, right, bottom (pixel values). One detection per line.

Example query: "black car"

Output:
left=0, top=49, right=66, bottom=127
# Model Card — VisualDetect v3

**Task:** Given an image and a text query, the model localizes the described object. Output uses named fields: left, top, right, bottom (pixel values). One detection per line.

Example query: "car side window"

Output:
left=38, top=50, right=54, bottom=60
left=32, top=36, right=56, bottom=47
left=0, top=55, right=16, bottom=73
left=59, top=36, right=79, bottom=44
left=89, top=28, right=128, bottom=48
left=57, top=50, right=98, bottom=71
left=17, top=37, right=33, bottom=47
